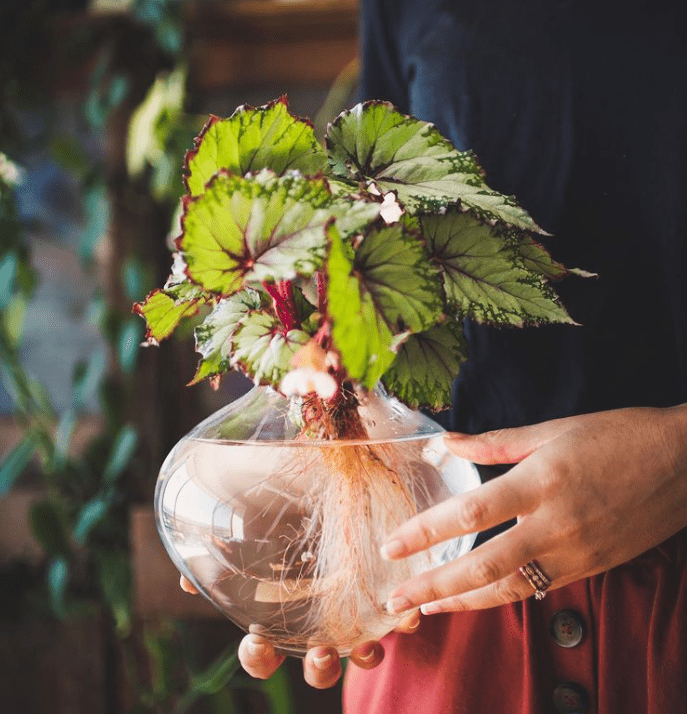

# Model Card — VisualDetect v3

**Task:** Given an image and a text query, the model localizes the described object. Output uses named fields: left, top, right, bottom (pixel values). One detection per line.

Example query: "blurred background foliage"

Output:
left=0, top=0, right=356, bottom=711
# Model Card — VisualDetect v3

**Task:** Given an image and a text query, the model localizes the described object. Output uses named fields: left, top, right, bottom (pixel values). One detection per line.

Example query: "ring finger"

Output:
left=386, top=520, right=549, bottom=614
left=419, top=560, right=562, bottom=613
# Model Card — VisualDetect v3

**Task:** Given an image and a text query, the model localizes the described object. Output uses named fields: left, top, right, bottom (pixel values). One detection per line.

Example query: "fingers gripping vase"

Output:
left=155, top=385, right=480, bottom=656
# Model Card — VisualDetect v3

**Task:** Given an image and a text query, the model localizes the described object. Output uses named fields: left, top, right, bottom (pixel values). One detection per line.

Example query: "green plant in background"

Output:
left=126, top=65, right=203, bottom=202
left=136, top=620, right=296, bottom=714
left=0, top=105, right=138, bottom=631
left=0, top=1, right=301, bottom=711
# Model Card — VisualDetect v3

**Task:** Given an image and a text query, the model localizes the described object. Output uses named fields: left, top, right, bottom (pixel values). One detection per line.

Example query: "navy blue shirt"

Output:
left=360, top=0, right=687, bottom=433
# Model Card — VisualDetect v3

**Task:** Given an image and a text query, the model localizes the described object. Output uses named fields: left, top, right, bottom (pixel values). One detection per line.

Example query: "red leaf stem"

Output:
left=316, top=270, right=327, bottom=314
left=313, top=321, right=332, bottom=351
left=263, top=280, right=299, bottom=332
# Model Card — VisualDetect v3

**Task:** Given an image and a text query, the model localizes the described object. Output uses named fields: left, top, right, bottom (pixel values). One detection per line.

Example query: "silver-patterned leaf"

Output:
left=423, top=212, right=575, bottom=326
left=383, top=320, right=467, bottom=411
left=326, top=101, right=541, bottom=230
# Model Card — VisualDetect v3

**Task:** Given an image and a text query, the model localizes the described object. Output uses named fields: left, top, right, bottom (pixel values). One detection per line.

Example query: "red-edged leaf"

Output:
left=184, top=97, right=326, bottom=195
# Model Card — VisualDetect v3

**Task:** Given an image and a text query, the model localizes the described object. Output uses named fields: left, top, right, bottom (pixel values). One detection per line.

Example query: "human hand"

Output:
left=381, top=405, right=687, bottom=615
left=179, top=575, right=421, bottom=688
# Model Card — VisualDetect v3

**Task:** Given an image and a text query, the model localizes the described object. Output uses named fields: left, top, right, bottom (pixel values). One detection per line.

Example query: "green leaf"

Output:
left=150, top=153, right=177, bottom=201
left=353, top=219, right=443, bottom=333
left=2, top=294, right=28, bottom=346
left=327, top=224, right=400, bottom=389
left=117, top=318, right=144, bottom=374
left=134, top=282, right=205, bottom=343
left=121, top=258, right=147, bottom=302
left=258, top=666, right=295, bottom=714
left=189, top=647, right=240, bottom=695
left=48, top=557, right=69, bottom=619
left=383, top=321, right=467, bottom=411
left=72, top=349, right=107, bottom=408
left=73, top=494, right=111, bottom=545
left=184, top=98, right=326, bottom=195
left=102, top=424, right=138, bottom=484
left=30, top=499, right=70, bottom=557
left=0, top=432, right=37, bottom=497
left=232, top=311, right=310, bottom=385
left=143, top=624, right=181, bottom=697
left=180, top=170, right=376, bottom=295
left=191, top=290, right=263, bottom=384
left=326, top=101, right=540, bottom=230
left=0, top=251, right=18, bottom=310
left=423, top=212, right=575, bottom=326
left=155, top=16, right=183, bottom=57
left=107, top=74, right=130, bottom=110
left=327, top=176, right=361, bottom=198
left=84, top=91, right=107, bottom=130
left=53, top=408, right=76, bottom=471
left=80, top=183, right=110, bottom=262
left=86, top=294, right=107, bottom=328
left=27, top=377, right=55, bottom=418
left=507, top=231, right=596, bottom=281
left=95, top=548, right=132, bottom=637
left=126, top=66, right=186, bottom=178
left=132, top=0, right=165, bottom=25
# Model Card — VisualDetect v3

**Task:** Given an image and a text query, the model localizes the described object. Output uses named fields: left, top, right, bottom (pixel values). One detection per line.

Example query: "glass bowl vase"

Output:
left=155, top=385, right=480, bottom=657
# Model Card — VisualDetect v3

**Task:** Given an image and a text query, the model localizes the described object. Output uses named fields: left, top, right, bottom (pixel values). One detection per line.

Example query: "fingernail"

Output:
left=357, top=644, right=376, bottom=662
left=387, top=595, right=413, bottom=614
left=246, top=640, right=267, bottom=657
left=380, top=540, right=404, bottom=560
left=406, top=613, right=421, bottom=630
left=420, top=602, right=442, bottom=615
left=179, top=575, right=198, bottom=594
left=313, top=651, right=333, bottom=670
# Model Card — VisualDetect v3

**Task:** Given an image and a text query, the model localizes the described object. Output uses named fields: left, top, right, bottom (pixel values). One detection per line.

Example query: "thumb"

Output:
left=445, top=417, right=573, bottom=465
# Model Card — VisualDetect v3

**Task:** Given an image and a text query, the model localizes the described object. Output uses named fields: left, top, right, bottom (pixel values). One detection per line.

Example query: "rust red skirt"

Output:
left=343, top=530, right=687, bottom=714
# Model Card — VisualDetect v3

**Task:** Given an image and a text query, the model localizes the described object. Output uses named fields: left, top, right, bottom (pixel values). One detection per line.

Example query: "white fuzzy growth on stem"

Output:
left=280, top=367, right=338, bottom=399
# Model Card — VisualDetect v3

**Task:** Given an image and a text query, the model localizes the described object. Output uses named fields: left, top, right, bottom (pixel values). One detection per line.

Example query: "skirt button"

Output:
left=549, top=609, right=585, bottom=648
left=553, top=682, right=589, bottom=714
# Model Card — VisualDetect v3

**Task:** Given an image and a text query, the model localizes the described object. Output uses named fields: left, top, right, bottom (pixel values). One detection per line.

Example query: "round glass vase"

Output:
left=155, top=385, right=480, bottom=657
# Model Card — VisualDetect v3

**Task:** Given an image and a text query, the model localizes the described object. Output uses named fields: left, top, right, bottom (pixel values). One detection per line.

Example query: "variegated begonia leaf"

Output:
left=231, top=310, right=310, bottom=385
left=133, top=280, right=206, bottom=343
left=134, top=96, right=584, bottom=399
left=327, top=176, right=363, bottom=199
left=383, top=320, right=467, bottom=411
left=326, top=101, right=540, bottom=230
left=184, top=97, right=327, bottom=196
left=422, top=211, right=575, bottom=327
left=494, top=225, right=595, bottom=281
left=190, top=288, right=264, bottom=384
left=327, top=224, right=406, bottom=390
left=353, top=218, right=443, bottom=333
left=179, top=170, right=380, bottom=296
left=512, top=233, right=570, bottom=281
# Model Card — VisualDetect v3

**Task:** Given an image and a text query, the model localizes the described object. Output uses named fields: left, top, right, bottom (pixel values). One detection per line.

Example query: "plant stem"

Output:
left=312, top=322, right=331, bottom=351
left=262, top=280, right=298, bottom=332
left=316, top=270, right=327, bottom=314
